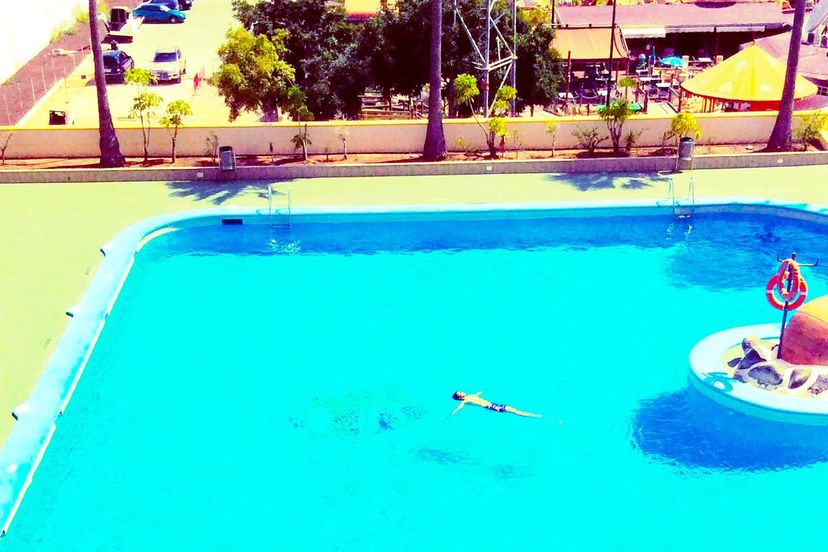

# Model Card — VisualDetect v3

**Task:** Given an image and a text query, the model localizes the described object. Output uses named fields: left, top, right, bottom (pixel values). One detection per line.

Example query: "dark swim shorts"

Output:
left=488, top=403, right=507, bottom=413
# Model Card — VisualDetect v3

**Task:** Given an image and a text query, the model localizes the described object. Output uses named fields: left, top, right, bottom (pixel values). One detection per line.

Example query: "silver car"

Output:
left=149, top=47, right=186, bottom=83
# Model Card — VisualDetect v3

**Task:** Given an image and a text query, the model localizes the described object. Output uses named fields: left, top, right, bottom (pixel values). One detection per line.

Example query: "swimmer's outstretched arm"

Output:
left=451, top=402, right=466, bottom=415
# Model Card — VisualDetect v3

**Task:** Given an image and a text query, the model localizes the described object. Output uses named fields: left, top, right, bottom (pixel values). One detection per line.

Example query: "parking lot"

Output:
left=24, top=0, right=262, bottom=128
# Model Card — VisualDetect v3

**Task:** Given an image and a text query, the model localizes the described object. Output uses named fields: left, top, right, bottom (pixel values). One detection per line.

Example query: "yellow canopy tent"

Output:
left=680, top=44, right=817, bottom=111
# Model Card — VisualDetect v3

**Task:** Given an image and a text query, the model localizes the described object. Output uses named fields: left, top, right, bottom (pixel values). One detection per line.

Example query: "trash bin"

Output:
left=49, top=110, right=68, bottom=125
left=219, top=146, right=235, bottom=172
left=677, top=136, right=694, bottom=171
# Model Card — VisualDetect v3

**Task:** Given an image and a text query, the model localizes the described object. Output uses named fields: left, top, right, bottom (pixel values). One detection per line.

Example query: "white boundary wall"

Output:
left=0, top=0, right=86, bottom=83
left=0, top=111, right=790, bottom=159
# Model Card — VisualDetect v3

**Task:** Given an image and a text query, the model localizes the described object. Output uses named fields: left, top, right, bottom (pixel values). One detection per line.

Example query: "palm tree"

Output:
left=422, top=0, right=447, bottom=161
left=89, top=0, right=125, bottom=167
left=767, top=0, right=807, bottom=151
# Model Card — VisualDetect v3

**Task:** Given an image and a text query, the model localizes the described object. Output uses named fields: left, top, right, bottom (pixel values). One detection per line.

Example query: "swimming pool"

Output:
left=4, top=204, right=828, bottom=550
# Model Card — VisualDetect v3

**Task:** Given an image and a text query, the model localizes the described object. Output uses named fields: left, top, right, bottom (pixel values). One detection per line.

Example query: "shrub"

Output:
left=572, top=125, right=606, bottom=154
left=666, top=111, right=701, bottom=146
left=204, top=133, right=219, bottom=162
left=624, top=129, right=644, bottom=155
left=793, top=111, right=828, bottom=151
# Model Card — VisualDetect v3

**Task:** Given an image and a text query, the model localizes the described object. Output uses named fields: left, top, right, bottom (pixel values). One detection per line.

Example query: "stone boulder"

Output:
left=781, top=295, right=828, bottom=366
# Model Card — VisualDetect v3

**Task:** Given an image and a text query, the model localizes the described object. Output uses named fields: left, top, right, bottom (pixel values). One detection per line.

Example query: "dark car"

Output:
left=132, top=3, right=186, bottom=23
left=102, top=50, right=135, bottom=82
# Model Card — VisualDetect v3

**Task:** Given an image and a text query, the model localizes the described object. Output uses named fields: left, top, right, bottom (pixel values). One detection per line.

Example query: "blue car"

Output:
left=132, top=3, right=186, bottom=23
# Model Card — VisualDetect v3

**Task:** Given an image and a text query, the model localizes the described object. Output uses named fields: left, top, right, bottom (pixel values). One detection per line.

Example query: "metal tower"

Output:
left=453, top=0, right=518, bottom=115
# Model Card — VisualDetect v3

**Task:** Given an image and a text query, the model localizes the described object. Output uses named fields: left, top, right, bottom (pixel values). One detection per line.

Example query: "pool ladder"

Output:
left=267, top=183, right=292, bottom=216
left=668, top=176, right=695, bottom=219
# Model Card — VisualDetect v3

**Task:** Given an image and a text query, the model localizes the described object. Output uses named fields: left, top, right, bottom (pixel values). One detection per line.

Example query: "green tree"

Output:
left=285, top=86, right=314, bottom=161
left=423, top=0, right=446, bottom=161
left=618, top=77, right=636, bottom=101
left=544, top=121, right=557, bottom=157
left=767, top=0, right=807, bottom=150
left=455, top=73, right=515, bottom=158
left=597, top=99, right=635, bottom=154
left=210, top=27, right=295, bottom=121
left=514, top=9, right=561, bottom=115
left=335, top=126, right=350, bottom=160
left=234, top=0, right=366, bottom=119
left=358, top=0, right=484, bottom=117
left=88, top=0, right=124, bottom=167
left=125, top=67, right=154, bottom=89
left=160, top=100, right=193, bottom=163
left=126, top=69, right=162, bottom=162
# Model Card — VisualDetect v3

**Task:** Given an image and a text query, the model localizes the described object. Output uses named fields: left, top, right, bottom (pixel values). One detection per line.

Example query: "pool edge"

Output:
left=3, top=196, right=828, bottom=536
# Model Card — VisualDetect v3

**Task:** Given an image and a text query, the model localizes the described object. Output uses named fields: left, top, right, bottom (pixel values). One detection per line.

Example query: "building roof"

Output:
left=555, top=3, right=790, bottom=34
left=681, top=43, right=817, bottom=101
left=752, top=32, right=828, bottom=84
left=552, top=27, right=628, bottom=61
left=340, top=0, right=386, bottom=20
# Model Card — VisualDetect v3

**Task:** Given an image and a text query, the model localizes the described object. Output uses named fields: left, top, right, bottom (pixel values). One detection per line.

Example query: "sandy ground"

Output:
left=3, top=166, right=828, bottom=447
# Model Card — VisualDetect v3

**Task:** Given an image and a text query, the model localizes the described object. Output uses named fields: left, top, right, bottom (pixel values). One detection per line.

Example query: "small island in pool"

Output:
left=690, top=257, right=828, bottom=424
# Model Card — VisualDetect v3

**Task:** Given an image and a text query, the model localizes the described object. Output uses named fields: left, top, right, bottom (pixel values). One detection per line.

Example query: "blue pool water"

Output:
left=5, top=211, right=828, bottom=550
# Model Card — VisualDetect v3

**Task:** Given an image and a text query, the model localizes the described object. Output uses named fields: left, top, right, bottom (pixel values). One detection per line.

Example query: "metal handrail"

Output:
left=667, top=176, right=695, bottom=218
left=266, top=183, right=292, bottom=216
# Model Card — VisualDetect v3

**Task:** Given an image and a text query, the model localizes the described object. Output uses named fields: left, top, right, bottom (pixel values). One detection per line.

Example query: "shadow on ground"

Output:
left=630, top=388, right=828, bottom=472
left=549, top=172, right=672, bottom=192
left=166, top=179, right=291, bottom=205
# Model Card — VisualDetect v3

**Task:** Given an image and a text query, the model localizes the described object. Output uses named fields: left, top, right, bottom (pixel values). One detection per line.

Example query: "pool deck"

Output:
left=2, top=165, right=828, bottom=446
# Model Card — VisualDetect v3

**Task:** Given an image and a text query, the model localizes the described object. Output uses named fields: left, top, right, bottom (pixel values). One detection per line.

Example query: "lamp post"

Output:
left=606, top=0, right=618, bottom=106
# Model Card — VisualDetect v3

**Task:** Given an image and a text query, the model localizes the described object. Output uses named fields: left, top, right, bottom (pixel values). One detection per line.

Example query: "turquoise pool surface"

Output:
left=5, top=212, right=828, bottom=550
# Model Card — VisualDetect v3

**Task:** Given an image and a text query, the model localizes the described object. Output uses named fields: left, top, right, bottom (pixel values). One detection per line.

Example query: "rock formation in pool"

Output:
left=729, top=296, right=828, bottom=396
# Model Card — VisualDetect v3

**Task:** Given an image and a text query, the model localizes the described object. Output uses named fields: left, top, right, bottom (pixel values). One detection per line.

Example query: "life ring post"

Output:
left=772, top=251, right=819, bottom=358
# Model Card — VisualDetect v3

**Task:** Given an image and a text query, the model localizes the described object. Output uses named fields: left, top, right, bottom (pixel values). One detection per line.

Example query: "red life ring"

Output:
left=775, top=259, right=801, bottom=301
left=765, top=273, right=808, bottom=310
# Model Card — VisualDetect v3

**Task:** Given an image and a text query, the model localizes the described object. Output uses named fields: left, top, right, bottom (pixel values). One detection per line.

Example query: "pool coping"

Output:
left=2, top=195, right=828, bottom=536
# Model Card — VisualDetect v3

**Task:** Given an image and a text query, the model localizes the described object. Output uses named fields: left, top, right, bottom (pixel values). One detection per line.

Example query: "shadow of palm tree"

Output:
left=165, top=179, right=291, bottom=205
left=547, top=172, right=671, bottom=192
left=630, top=388, right=828, bottom=471
left=621, top=178, right=653, bottom=190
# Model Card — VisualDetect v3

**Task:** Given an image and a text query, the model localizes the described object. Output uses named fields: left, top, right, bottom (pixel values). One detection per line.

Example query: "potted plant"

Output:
left=667, top=111, right=701, bottom=170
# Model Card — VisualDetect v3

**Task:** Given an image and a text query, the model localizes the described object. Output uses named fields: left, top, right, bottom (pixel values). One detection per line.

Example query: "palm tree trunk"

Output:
left=422, top=0, right=446, bottom=161
left=767, top=0, right=807, bottom=151
left=89, top=0, right=125, bottom=167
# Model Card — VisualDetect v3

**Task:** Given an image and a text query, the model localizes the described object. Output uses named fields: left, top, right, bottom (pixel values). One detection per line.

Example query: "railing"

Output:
left=667, top=176, right=695, bottom=218
left=266, top=183, right=292, bottom=216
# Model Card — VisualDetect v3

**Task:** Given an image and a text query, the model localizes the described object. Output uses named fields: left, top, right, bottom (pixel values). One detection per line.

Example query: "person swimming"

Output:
left=451, top=391, right=541, bottom=418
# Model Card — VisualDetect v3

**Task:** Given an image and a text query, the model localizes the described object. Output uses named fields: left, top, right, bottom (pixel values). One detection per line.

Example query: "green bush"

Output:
left=793, top=111, right=828, bottom=151
left=572, top=125, right=606, bottom=155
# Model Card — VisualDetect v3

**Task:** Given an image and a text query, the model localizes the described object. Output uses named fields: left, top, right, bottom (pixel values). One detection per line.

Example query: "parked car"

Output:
left=148, top=0, right=192, bottom=10
left=103, top=6, right=142, bottom=44
left=102, top=50, right=135, bottom=82
left=132, top=3, right=185, bottom=23
left=149, top=47, right=187, bottom=83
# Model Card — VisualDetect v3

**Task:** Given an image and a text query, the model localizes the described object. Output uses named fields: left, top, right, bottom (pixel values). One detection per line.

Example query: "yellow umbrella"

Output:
left=681, top=44, right=817, bottom=103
